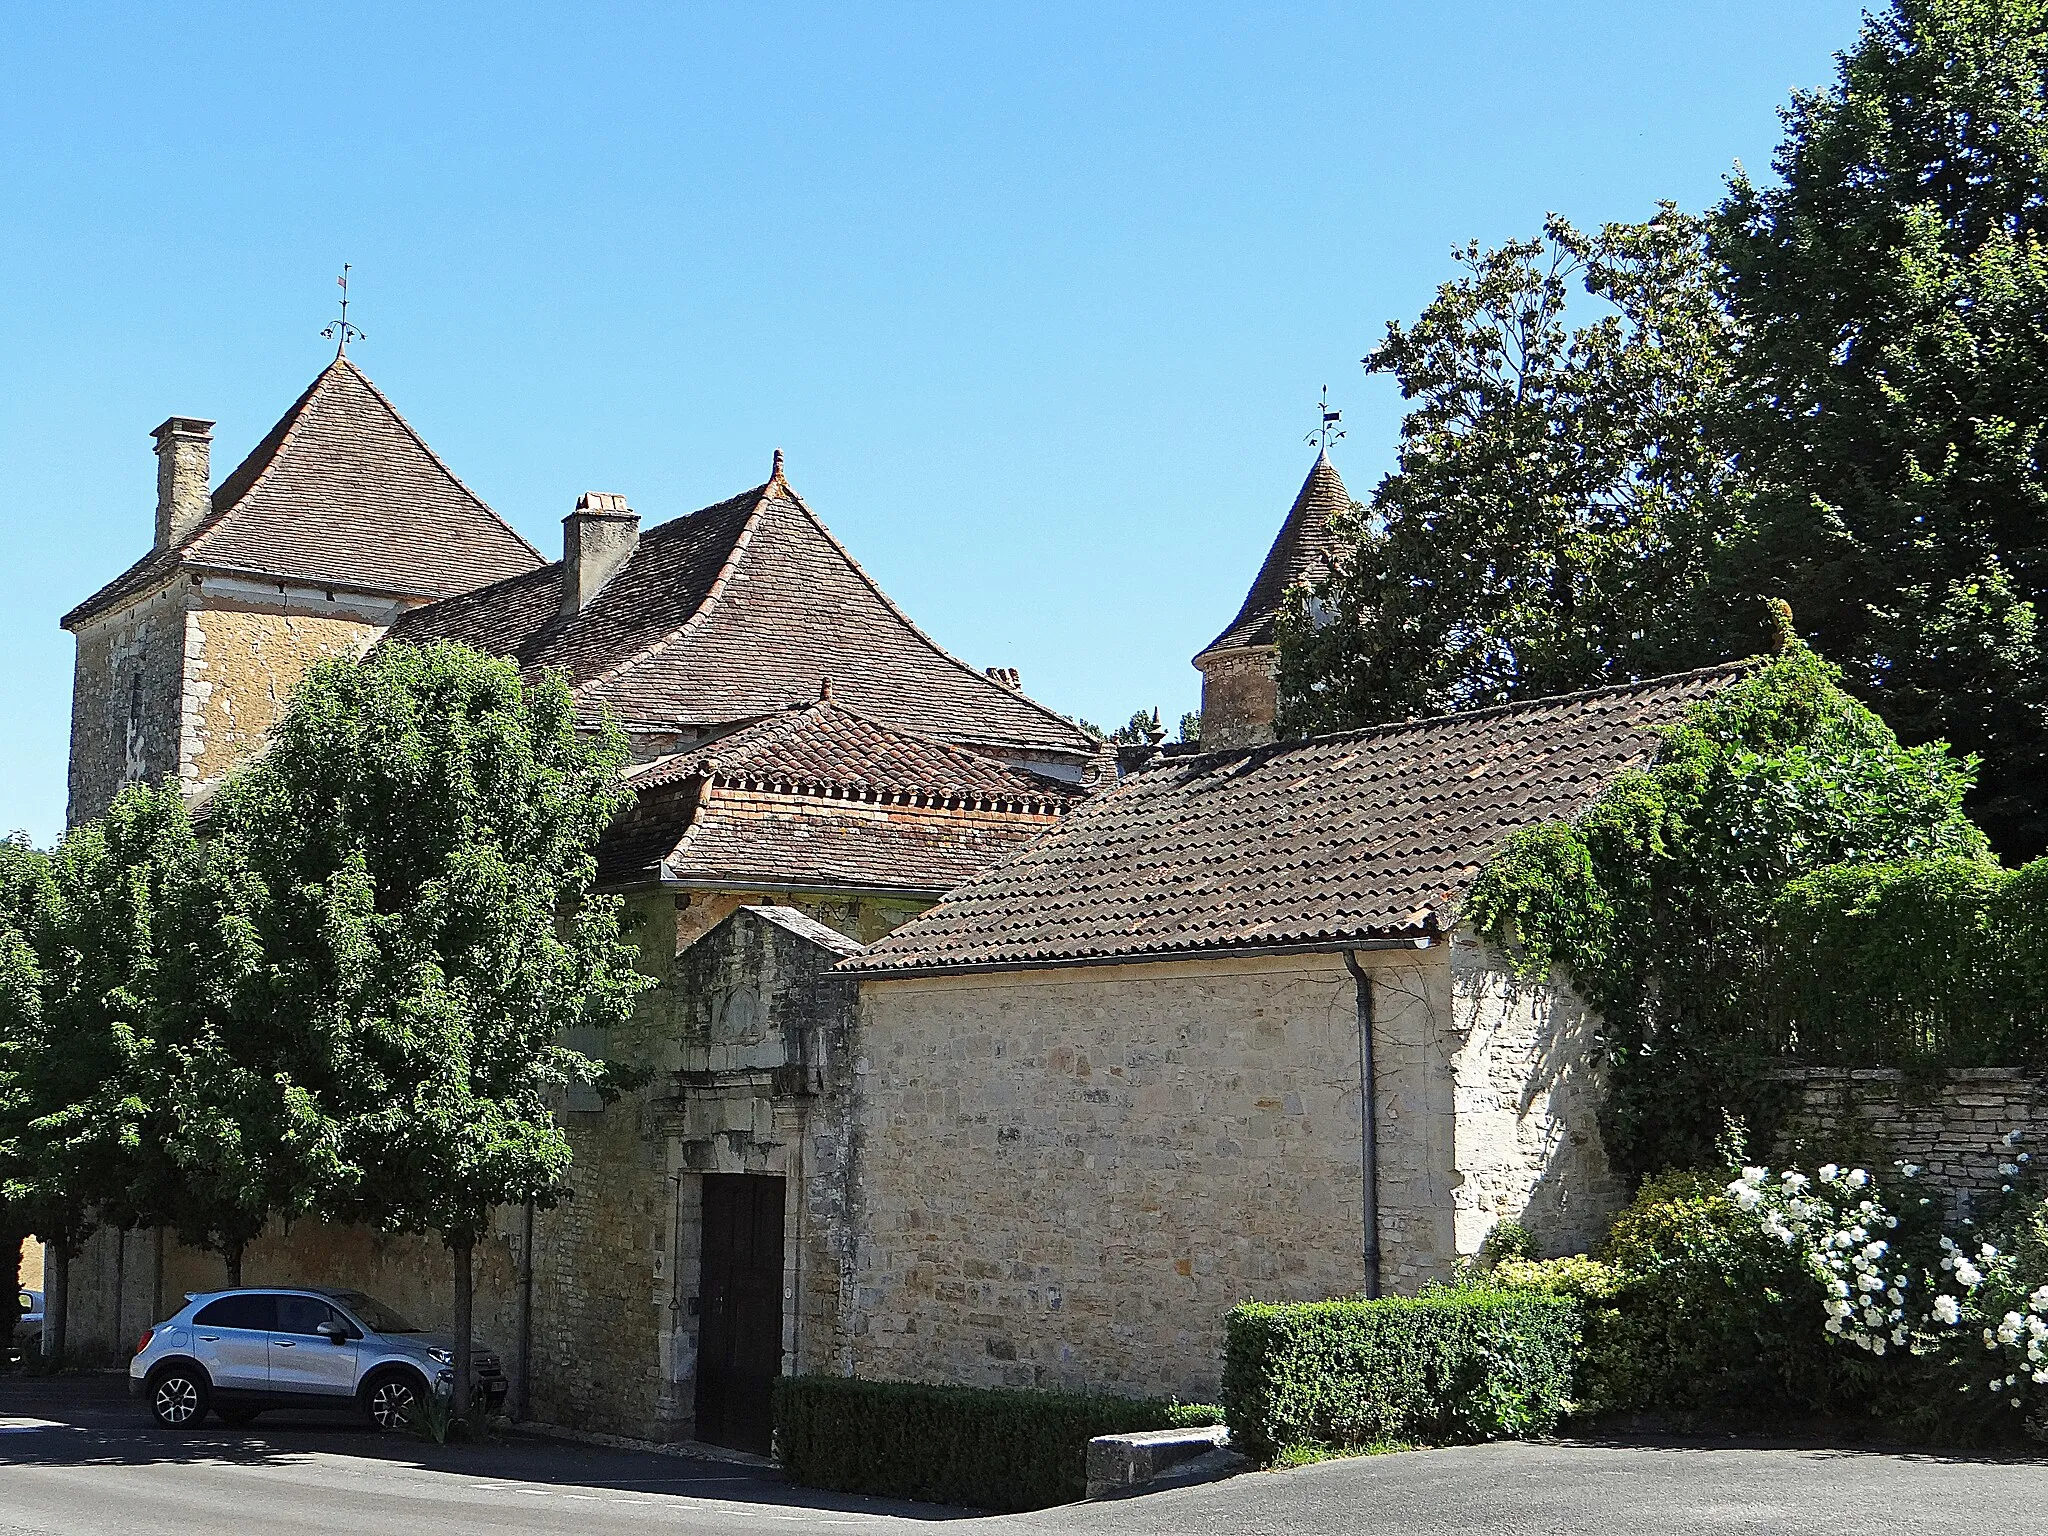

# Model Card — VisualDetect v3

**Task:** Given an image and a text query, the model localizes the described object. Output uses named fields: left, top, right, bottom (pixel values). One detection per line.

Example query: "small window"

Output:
left=275, top=1295, right=346, bottom=1337
left=193, top=1294, right=277, bottom=1330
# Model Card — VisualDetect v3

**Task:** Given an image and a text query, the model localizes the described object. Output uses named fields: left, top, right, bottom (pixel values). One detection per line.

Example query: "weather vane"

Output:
left=323, top=264, right=364, bottom=357
left=1307, top=385, right=1344, bottom=453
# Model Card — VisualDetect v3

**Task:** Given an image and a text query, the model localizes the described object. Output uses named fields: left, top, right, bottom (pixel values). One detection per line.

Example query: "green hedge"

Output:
left=774, top=1376, right=1220, bottom=1512
left=1222, top=1290, right=1581, bottom=1462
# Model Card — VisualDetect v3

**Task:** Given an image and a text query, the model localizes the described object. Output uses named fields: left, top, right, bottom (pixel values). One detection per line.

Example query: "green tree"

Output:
left=208, top=641, right=651, bottom=1412
left=1712, top=0, right=2048, bottom=858
left=1280, top=207, right=1744, bottom=735
left=0, top=790, right=188, bottom=1362
left=0, top=835, right=47, bottom=1360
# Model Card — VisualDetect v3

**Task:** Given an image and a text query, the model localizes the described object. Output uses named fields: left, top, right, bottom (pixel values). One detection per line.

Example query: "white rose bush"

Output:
left=1723, top=1131, right=2048, bottom=1433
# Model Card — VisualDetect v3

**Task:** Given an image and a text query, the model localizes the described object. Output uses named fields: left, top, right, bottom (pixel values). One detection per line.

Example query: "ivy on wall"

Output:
left=1464, top=642, right=1994, bottom=1180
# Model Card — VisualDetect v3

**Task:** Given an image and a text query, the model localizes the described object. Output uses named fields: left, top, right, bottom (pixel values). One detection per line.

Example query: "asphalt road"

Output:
left=5, top=1375, right=2046, bottom=1535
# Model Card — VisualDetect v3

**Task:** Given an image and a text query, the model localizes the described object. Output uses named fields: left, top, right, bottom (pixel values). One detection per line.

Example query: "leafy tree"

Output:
left=0, top=791, right=188, bottom=1362
left=1280, top=207, right=1744, bottom=735
left=135, top=827, right=353, bottom=1287
left=1712, top=0, right=2048, bottom=858
left=1176, top=710, right=1201, bottom=746
left=0, top=835, right=46, bottom=1360
left=1465, top=642, right=1990, bottom=1179
left=207, top=641, right=650, bottom=1411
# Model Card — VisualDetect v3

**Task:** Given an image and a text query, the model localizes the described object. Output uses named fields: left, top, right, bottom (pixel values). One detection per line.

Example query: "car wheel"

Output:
left=361, top=1369, right=426, bottom=1432
left=149, top=1365, right=211, bottom=1429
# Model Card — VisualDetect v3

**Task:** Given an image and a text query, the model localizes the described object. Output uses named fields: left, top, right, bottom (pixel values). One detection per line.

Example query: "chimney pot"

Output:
left=562, top=491, right=640, bottom=615
left=151, top=416, right=214, bottom=549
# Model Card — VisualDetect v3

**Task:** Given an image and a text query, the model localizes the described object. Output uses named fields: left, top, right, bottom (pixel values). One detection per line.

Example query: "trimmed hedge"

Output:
left=1222, top=1290, right=1581, bottom=1462
left=774, top=1376, right=1220, bottom=1512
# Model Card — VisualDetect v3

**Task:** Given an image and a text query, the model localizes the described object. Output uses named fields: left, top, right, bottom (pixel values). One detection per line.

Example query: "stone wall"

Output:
left=843, top=950, right=1453, bottom=1401
left=66, top=582, right=188, bottom=825
left=1446, top=936, right=1624, bottom=1258
left=841, top=940, right=1620, bottom=1402
left=182, top=600, right=385, bottom=798
left=1193, top=646, right=1278, bottom=750
left=1773, top=1067, right=2048, bottom=1220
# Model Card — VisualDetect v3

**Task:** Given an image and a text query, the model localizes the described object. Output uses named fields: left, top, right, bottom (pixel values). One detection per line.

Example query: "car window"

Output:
left=274, top=1295, right=347, bottom=1337
left=326, top=1290, right=420, bottom=1333
left=192, top=1294, right=277, bottom=1330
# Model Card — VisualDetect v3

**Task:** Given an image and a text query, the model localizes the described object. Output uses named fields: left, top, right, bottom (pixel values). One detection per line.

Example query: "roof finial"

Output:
left=771, top=447, right=785, bottom=482
left=819, top=676, right=833, bottom=701
left=322, top=264, right=365, bottom=358
left=1306, top=384, right=1343, bottom=454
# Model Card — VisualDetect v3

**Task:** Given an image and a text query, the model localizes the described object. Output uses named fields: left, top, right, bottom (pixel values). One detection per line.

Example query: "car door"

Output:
left=189, top=1294, right=275, bottom=1391
left=269, top=1295, right=358, bottom=1400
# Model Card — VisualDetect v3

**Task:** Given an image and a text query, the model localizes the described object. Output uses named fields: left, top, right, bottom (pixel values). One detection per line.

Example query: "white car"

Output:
left=129, top=1286, right=506, bottom=1430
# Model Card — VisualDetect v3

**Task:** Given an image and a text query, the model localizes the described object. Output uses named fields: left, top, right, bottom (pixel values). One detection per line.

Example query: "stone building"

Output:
left=834, top=663, right=1751, bottom=1401
left=57, top=370, right=1761, bottom=1438
left=60, top=358, right=545, bottom=825
left=56, top=356, right=1094, bottom=1448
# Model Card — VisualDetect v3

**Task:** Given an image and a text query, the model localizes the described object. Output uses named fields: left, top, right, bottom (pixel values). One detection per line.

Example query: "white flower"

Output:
left=1845, top=1169, right=1871, bottom=1190
left=1819, top=1163, right=1841, bottom=1184
left=1892, top=1327, right=1909, bottom=1345
left=2000, top=1163, right=2019, bottom=1177
left=1741, top=1165, right=1769, bottom=1186
left=1957, top=1260, right=1985, bottom=1288
left=1782, top=1171, right=1811, bottom=1191
left=1825, top=1316, right=1844, bottom=1335
left=1981, top=1244, right=2000, bottom=1262
left=1933, top=1295, right=1962, bottom=1325
left=2004, top=1129, right=2023, bottom=1148
left=1728, top=1183, right=1763, bottom=1211
left=1899, top=1163, right=1921, bottom=1177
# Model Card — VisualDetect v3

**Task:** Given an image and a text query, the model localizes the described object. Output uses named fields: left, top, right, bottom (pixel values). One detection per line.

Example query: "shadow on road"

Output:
left=1557, top=1420, right=2042, bottom=1468
left=0, top=1370, right=974, bottom=1521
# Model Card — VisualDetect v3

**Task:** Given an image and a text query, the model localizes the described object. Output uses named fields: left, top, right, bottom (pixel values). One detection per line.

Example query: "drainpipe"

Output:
left=517, top=1200, right=535, bottom=1421
left=1342, top=951, right=1382, bottom=1299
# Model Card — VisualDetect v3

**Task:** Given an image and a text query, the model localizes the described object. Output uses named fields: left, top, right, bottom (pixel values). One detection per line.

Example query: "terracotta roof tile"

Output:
left=1197, top=451, right=1351, bottom=656
left=64, top=358, right=542, bottom=628
left=595, top=697, right=1074, bottom=891
left=846, top=663, right=1754, bottom=973
left=388, top=469, right=1096, bottom=759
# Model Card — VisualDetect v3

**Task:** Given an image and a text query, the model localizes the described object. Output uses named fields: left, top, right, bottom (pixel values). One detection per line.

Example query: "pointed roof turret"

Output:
left=1196, top=450, right=1352, bottom=658
left=65, top=356, right=543, bottom=629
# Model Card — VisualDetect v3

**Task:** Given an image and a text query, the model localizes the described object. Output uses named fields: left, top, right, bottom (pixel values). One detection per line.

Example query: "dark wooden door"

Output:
left=694, top=1173, right=786, bottom=1453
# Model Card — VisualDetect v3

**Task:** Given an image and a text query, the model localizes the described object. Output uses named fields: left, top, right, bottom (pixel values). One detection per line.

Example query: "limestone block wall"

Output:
left=182, top=598, right=386, bottom=798
left=1772, top=1067, right=2048, bottom=1221
left=66, top=582, right=188, bottom=825
left=842, top=950, right=1457, bottom=1402
left=1446, top=936, right=1624, bottom=1258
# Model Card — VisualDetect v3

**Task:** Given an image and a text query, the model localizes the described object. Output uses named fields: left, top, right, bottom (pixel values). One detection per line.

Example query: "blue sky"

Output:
left=1, top=2, right=1869, bottom=843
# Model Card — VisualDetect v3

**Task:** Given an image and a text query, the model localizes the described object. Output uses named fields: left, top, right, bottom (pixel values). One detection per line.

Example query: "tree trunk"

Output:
left=45, top=1239, right=69, bottom=1364
left=452, top=1238, right=473, bottom=1418
left=224, top=1241, right=244, bottom=1290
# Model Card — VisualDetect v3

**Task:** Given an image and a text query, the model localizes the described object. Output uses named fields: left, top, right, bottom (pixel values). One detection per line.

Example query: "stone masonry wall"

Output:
left=1773, top=1067, right=2048, bottom=1221
left=183, top=602, right=385, bottom=798
left=1193, top=646, right=1278, bottom=751
left=66, top=582, right=189, bottom=825
left=843, top=950, right=1456, bottom=1402
left=1447, top=936, right=1625, bottom=1258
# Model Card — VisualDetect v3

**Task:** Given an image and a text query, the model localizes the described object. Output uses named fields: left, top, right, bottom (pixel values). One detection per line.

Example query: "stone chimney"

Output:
left=151, top=416, right=215, bottom=549
left=562, top=492, right=639, bottom=615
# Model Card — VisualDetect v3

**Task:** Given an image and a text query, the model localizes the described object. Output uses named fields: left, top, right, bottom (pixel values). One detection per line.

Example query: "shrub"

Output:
left=1489, top=1255, right=1621, bottom=1303
left=1220, top=1290, right=1580, bottom=1464
left=773, top=1376, right=1220, bottom=1512
left=1586, top=1169, right=1861, bottom=1419
left=1480, top=1218, right=1538, bottom=1265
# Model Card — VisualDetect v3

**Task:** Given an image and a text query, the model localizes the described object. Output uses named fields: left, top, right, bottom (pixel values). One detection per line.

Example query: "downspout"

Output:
left=1342, top=951, right=1382, bottom=1299
left=517, top=1200, right=535, bottom=1421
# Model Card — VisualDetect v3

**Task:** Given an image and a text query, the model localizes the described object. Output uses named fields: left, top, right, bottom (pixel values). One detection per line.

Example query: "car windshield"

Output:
left=327, top=1290, right=421, bottom=1333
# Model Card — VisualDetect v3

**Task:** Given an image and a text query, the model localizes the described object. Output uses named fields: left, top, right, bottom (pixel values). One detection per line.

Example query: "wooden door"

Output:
left=694, top=1174, right=786, bottom=1453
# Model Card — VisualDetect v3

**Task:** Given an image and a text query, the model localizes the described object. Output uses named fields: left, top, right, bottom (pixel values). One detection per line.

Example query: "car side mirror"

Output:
left=315, top=1321, right=350, bottom=1343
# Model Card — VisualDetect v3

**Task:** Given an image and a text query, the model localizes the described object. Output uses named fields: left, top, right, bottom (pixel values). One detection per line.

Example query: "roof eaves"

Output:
left=839, top=928, right=1441, bottom=979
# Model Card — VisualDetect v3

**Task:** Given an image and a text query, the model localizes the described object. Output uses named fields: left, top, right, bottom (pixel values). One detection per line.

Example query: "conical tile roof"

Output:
left=1196, top=451, right=1352, bottom=656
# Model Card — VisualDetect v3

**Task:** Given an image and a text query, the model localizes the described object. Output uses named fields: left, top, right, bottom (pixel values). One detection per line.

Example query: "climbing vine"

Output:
left=1464, top=644, right=1995, bottom=1180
